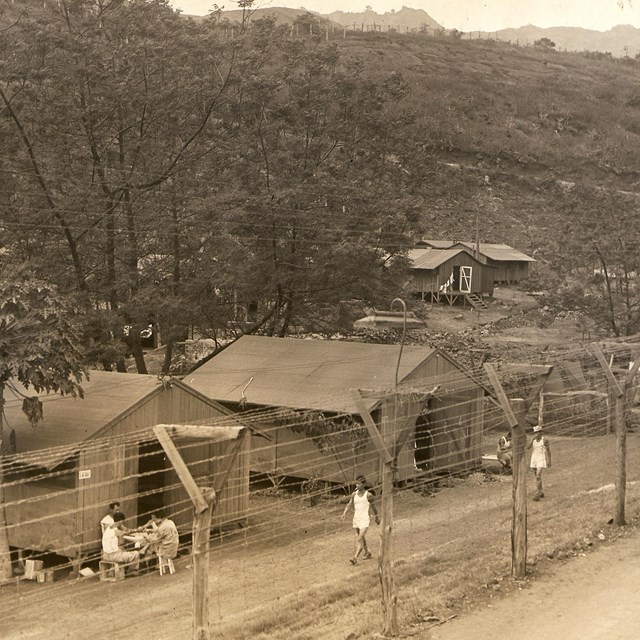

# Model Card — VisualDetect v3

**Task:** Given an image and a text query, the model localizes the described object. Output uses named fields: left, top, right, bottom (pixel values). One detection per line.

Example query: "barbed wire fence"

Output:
left=0, top=337, right=639, bottom=638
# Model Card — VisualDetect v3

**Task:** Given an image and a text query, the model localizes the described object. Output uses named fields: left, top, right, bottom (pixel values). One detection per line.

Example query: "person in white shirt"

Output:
left=528, top=425, right=551, bottom=501
left=340, top=475, right=380, bottom=565
left=102, top=512, right=140, bottom=573
left=100, top=502, right=121, bottom=534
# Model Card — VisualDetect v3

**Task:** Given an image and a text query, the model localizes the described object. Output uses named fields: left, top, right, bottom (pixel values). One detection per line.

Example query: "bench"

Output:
left=99, top=561, right=125, bottom=582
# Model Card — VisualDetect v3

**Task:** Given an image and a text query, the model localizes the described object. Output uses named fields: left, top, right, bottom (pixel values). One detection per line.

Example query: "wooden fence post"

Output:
left=484, top=364, right=552, bottom=578
left=510, top=398, right=528, bottom=578
left=193, top=488, right=215, bottom=640
left=614, top=355, right=640, bottom=525
left=379, top=395, right=399, bottom=636
left=590, top=344, right=639, bottom=526
left=354, top=394, right=397, bottom=636
left=153, top=424, right=246, bottom=640
left=614, top=390, right=627, bottom=526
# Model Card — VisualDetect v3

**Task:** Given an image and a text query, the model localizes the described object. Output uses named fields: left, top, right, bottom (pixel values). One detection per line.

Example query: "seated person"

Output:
left=140, top=512, right=179, bottom=560
left=102, top=512, right=140, bottom=574
left=100, top=501, right=121, bottom=534
left=497, top=432, right=513, bottom=471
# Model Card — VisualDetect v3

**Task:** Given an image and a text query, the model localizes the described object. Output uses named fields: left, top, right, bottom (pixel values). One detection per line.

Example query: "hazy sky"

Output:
left=170, top=0, right=640, bottom=32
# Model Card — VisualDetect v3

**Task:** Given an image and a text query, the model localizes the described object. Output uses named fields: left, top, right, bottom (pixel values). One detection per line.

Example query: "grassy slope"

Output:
left=332, top=33, right=640, bottom=256
left=239, top=436, right=640, bottom=640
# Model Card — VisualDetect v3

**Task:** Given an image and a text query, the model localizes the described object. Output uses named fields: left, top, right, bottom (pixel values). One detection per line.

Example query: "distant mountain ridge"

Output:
left=212, top=5, right=441, bottom=32
left=492, top=24, right=640, bottom=57
left=209, top=5, right=637, bottom=56
left=326, top=7, right=441, bottom=31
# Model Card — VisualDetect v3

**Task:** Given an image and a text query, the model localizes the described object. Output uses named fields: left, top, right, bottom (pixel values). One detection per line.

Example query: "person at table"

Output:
left=140, top=512, right=179, bottom=559
left=100, top=501, right=121, bottom=534
left=102, top=512, right=140, bottom=574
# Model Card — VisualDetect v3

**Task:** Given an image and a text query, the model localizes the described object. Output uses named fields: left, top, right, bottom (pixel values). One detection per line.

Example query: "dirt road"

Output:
left=430, top=528, right=640, bottom=640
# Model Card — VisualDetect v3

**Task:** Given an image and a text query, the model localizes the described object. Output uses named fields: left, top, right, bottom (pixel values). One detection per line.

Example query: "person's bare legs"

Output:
left=351, top=527, right=368, bottom=564
left=362, top=532, right=372, bottom=559
left=533, top=468, right=544, bottom=500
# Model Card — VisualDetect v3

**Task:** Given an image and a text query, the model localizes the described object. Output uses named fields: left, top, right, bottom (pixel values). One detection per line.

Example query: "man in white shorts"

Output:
left=341, top=475, right=380, bottom=565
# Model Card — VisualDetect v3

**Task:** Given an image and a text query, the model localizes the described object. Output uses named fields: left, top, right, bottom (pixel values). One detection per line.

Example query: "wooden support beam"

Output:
left=510, top=398, right=528, bottom=580
left=482, top=366, right=528, bottom=578
left=499, top=363, right=556, bottom=374
left=591, top=343, right=624, bottom=397
left=152, top=423, right=246, bottom=640
left=613, top=351, right=640, bottom=527
left=378, top=396, right=399, bottom=637
left=523, top=365, right=554, bottom=411
left=193, top=488, right=215, bottom=640
left=625, top=353, right=640, bottom=386
left=213, top=430, right=247, bottom=499
left=483, top=363, right=519, bottom=428
left=353, top=393, right=393, bottom=464
left=153, top=425, right=209, bottom=514
left=157, top=424, right=245, bottom=442
left=542, top=391, right=607, bottom=398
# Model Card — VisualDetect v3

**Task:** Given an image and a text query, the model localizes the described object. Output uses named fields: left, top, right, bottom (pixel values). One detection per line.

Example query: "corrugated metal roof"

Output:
left=417, top=239, right=455, bottom=249
left=410, top=248, right=481, bottom=270
left=416, top=240, right=535, bottom=263
left=456, top=242, right=536, bottom=262
left=186, top=336, right=438, bottom=414
left=4, top=371, right=165, bottom=467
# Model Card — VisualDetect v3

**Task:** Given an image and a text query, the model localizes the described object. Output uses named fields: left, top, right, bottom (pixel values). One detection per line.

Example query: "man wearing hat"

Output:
left=528, top=425, right=551, bottom=501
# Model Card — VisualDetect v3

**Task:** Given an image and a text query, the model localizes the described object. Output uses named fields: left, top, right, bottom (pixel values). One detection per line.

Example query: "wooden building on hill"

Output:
left=454, top=242, right=536, bottom=284
left=416, top=240, right=536, bottom=285
left=185, top=335, right=487, bottom=486
left=409, top=247, right=495, bottom=306
left=3, top=371, right=249, bottom=565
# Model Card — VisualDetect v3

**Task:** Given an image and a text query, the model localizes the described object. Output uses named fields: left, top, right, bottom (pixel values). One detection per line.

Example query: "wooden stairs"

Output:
left=465, top=293, right=488, bottom=310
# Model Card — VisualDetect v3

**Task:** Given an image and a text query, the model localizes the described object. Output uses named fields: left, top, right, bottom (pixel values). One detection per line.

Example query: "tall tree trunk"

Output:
left=129, top=324, right=149, bottom=373
left=0, top=85, right=87, bottom=293
left=162, top=341, right=174, bottom=375
left=594, top=244, right=620, bottom=337
left=278, top=295, right=294, bottom=337
left=126, top=324, right=148, bottom=375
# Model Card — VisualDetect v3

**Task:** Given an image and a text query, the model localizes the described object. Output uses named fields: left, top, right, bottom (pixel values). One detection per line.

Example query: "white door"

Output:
left=460, top=266, right=472, bottom=293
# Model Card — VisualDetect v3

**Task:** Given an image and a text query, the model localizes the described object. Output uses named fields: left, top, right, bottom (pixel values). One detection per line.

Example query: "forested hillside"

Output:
left=1, top=0, right=639, bottom=375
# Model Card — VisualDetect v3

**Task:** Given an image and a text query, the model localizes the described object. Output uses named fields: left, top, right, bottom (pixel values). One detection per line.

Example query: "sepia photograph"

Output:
left=1, top=1, right=640, bottom=638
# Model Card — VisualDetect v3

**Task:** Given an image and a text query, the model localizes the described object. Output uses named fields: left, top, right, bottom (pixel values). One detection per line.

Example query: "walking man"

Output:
left=528, top=425, right=551, bottom=501
left=341, top=475, right=379, bottom=565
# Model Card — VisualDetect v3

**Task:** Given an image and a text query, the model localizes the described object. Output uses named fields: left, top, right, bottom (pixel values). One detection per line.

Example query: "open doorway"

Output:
left=414, top=413, right=434, bottom=471
left=137, top=440, right=167, bottom=527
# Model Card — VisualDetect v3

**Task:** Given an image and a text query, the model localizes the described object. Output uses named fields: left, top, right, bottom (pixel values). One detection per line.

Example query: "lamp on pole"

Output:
left=390, top=298, right=407, bottom=389
left=353, top=299, right=425, bottom=389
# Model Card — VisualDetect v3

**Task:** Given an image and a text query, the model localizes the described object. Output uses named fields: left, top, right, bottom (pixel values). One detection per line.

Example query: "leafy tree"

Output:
left=534, top=187, right=640, bottom=337
left=0, top=274, right=87, bottom=581
left=0, top=0, right=241, bottom=370
left=534, top=37, right=556, bottom=50
left=221, top=35, right=421, bottom=335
